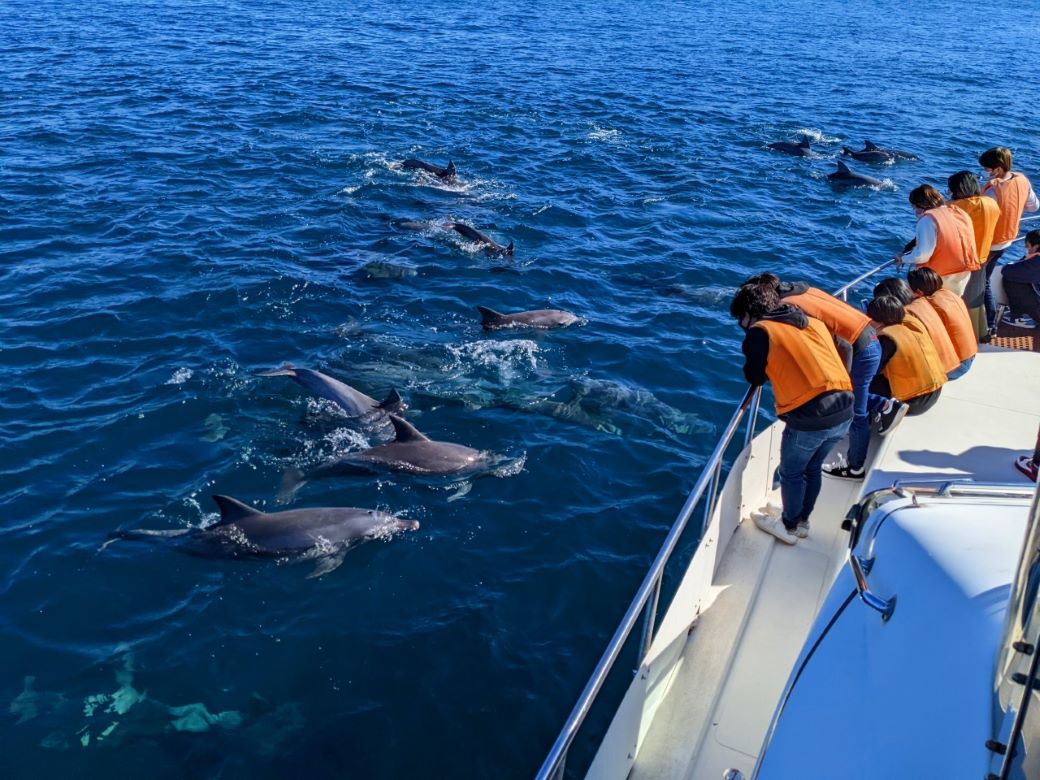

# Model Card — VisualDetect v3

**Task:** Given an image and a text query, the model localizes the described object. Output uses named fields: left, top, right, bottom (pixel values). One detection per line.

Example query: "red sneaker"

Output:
left=1014, top=455, right=1038, bottom=482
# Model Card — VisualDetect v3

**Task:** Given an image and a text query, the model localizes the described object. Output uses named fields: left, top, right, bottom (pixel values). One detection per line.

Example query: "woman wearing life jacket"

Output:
left=979, top=147, right=1040, bottom=331
left=873, top=277, right=960, bottom=378
left=746, top=273, right=887, bottom=482
left=730, top=281, right=855, bottom=546
left=867, top=295, right=948, bottom=417
left=906, top=267, right=977, bottom=379
left=948, top=170, right=1000, bottom=340
left=895, top=184, right=979, bottom=296
left=998, top=230, right=1040, bottom=328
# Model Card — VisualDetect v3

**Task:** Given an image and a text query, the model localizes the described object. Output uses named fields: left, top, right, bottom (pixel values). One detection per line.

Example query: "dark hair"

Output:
left=1025, top=229, right=1040, bottom=249
left=868, top=295, right=906, bottom=325
left=740, top=272, right=781, bottom=289
left=908, top=184, right=945, bottom=210
left=948, top=170, right=981, bottom=200
left=730, top=282, right=780, bottom=320
left=979, top=147, right=1013, bottom=171
left=873, top=277, right=914, bottom=305
left=907, top=267, right=943, bottom=296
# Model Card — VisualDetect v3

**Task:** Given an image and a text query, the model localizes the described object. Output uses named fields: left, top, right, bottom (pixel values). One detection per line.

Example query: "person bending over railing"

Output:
left=907, top=267, right=977, bottom=379
left=895, top=184, right=980, bottom=296
left=866, top=295, right=947, bottom=418
left=874, top=276, right=961, bottom=380
left=948, top=170, right=1000, bottom=340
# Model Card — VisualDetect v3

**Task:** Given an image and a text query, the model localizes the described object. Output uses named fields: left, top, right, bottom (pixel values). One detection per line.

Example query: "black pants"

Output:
left=1004, top=279, right=1040, bottom=322
left=985, top=247, right=1007, bottom=327
left=870, top=375, right=942, bottom=416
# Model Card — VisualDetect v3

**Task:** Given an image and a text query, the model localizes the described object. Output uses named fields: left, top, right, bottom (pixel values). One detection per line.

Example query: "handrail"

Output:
left=535, top=250, right=1007, bottom=780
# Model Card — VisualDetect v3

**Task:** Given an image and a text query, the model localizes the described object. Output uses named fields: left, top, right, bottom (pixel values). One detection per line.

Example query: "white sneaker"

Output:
left=757, top=502, right=783, bottom=520
left=751, top=511, right=799, bottom=545
left=794, top=519, right=810, bottom=539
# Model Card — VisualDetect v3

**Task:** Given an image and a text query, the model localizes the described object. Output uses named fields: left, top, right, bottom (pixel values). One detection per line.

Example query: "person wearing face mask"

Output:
left=730, top=280, right=854, bottom=545
left=947, top=170, right=1000, bottom=340
left=894, top=184, right=979, bottom=296
left=979, top=147, right=1039, bottom=332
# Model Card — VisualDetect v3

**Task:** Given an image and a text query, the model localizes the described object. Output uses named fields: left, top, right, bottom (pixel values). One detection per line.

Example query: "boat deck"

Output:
left=603, top=347, right=1040, bottom=780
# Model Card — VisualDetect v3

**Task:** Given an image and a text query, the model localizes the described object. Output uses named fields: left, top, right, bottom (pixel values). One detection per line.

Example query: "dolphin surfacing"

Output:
left=827, top=160, right=884, bottom=188
left=451, top=223, right=514, bottom=256
left=402, top=158, right=457, bottom=181
left=108, top=496, right=418, bottom=576
left=259, top=365, right=405, bottom=418
left=477, top=306, right=580, bottom=330
left=767, top=135, right=812, bottom=156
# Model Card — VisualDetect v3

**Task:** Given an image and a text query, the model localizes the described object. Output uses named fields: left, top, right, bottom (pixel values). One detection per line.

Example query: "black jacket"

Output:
left=741, top=304, right=854, bottom=431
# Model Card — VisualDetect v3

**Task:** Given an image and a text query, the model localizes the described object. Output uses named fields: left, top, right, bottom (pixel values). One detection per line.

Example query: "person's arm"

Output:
left=1025, top=185, right=1039, bottom=213
left=900, top=216, right=936, bottom=265
left=741, top=328, right=769, bottom=386
left=833, top=334, right=853, bottom=372
left=876, top=334, right=896, bottom=372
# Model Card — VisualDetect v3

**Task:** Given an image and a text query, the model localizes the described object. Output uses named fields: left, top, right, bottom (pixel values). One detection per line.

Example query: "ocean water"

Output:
left=2, top=0, right=1038, bottom=777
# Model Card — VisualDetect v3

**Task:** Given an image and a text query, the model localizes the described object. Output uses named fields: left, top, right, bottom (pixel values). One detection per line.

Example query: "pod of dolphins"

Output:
left=767, top=133, right=919, bottom=188
left=111, top=158, right=585, bottom=576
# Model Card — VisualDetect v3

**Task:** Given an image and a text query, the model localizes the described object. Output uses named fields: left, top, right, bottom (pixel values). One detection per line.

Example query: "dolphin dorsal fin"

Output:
left=445, top=161, right=456, bottom=176
left=477, top=305, right=505, bottom=325
left=505, top=241, right=515, bottom=255
left=836, top=160, right=851, bottom=173
left=799, top=135, right=810, bottom=147
left=389, top=415, right=430, bottom=443
left=211, top=495, right=263, bottom=524
left=864, top=140, right=879, bottom=150
left=379, top=388, right=405, bottom=411
left=842, top=147, right=853, bottom=156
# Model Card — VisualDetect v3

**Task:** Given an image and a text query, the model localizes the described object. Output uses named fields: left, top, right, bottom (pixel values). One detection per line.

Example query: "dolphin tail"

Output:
left=477, top=306, right=506, bottom=328
left=276, top=468, right=307, bottom=505
left=379, top=388, right=407, bottom=413
left=505, top=241, right=515, bottom=256
left=257, top=364, right=297, bottom=378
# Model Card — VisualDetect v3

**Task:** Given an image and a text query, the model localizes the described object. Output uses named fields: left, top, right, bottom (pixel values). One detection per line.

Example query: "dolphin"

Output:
left=282, top=415, right=496, bottom=499
left=828, top=160, right=884, bottom=188
left=361, top=259, right=418, bottom=280
left=477, top=305, right=580, bottom=330
left=258, top=365, right=405, bottom=418
left=108, top=495, right=418, bottom=576
left=842, top=144, right=895, bottom=163
left=767, top=135, right=812, bottom=156
left=451, top=222, right=515, bottom=256
left=862, top=139, right=918, bottom=160
left=401, top=158, right=457, bottom=181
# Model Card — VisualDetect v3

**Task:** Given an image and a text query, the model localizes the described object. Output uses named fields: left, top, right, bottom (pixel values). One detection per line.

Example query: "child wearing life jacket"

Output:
left=730, top=281, right=855, bottom=545
left=867, top=295, right=948, bottom=417
left=874, top=277, right=960, bottom=379
left=906, top=267, right=977, bottom=379
left=998, top=229, right=1040, bottom=328
left=895, top=184, right=979, bottom=296
left=948, top=170, right=1000, bottom=340
left=979, top=147, right=1040, bottom=331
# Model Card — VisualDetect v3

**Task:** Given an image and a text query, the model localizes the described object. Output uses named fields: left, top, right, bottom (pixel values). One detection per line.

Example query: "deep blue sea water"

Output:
left=2, top=1, right=1039, bottom=777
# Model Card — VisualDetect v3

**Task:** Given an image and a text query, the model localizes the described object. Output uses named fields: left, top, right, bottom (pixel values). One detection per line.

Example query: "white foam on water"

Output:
left=445, top=339, right=541, bottom=381
left=794, top=127, right=842, bottom=144
left=166, top=367, right=193, bottom=385
left=587, top=126, right=622, bottom=143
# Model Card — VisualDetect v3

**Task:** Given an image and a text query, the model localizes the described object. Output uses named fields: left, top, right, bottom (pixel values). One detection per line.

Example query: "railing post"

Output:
left=744, top=387, right=761, bottom=448
left=639, top=575, right=663, bottom=661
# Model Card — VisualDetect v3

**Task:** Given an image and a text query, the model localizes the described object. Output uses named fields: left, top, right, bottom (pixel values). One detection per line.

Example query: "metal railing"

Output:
left=537, top=216, right=1040, bottom=779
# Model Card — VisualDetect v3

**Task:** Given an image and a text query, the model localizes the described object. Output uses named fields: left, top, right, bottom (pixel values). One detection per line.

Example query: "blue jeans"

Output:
left=984, top=248, right=1007, bottom=328
left=846, top=339, right=882, bottom=470
left=947, top=356, right=974, bottom=380
left=779, top=418, right=853, bottom=529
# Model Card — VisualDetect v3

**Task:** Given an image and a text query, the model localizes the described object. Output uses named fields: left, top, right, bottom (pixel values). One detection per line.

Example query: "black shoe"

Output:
left=823, top=463, right=865, bottom=480
left=874, top=399, right=909, bottom=436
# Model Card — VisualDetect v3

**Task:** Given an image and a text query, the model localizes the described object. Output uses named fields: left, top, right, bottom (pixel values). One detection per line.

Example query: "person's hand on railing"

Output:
left=892, top=252, right=905, bottom=271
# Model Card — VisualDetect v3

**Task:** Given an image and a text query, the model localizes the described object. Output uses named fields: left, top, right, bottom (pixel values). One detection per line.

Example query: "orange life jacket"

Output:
left=922, top=205, right=979, bottom=276
left=923, top=289, right=977, bottom=362
left=753, top=317, right=852, bottom=416
left=984, top=173, right=1033, bottom=245
left=880, top=318, right=948, bottom=401
left=951, top=195, right=1000, bottom=263
left=783, top=287, right=871, bottom=345
left=906, top=298, right=960, bottom=374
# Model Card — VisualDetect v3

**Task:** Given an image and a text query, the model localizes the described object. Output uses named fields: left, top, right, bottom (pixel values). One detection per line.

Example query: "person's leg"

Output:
left=1003, top=279, right=1033, bottom=319
left=947, top=356, right=973, bottom=380
left=799, top=419, right=853, bottom=521
left=779, top=425, right=819, bottom=531
left=905, top=388, right=942, bottom=416
left=984, top=248, right=1006, bottom=328
left=845, top=339, right=881, bottom=469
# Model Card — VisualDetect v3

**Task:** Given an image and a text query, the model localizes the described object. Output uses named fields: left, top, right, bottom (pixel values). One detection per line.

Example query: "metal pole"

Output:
left=639, top=576, right=663, bottom=661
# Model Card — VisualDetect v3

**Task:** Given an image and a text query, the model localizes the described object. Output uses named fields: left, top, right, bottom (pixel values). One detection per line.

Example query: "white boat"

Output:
left=537, top=247, right=1040, bottom=780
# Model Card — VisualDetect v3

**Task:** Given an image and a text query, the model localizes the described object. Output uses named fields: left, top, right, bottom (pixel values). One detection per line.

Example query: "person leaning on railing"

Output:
left=730, top=281, right=855, bottom=546
left=906, top=267, right=977, bottom=380
left=998, top=229, right=1040, bottom=329
left=979, top=146, right=1040, bottom=332
left=867, top=295, right=948, bottom=417
left=874, top=276, right=961, bottom=380
left=895, top=184, right=980, bottom=297
left=948, top=170, right=1000, bottom=341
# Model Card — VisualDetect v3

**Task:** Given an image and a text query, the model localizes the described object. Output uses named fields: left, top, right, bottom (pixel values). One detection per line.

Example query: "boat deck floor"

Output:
left=629, top=347, right=1040, bottom=780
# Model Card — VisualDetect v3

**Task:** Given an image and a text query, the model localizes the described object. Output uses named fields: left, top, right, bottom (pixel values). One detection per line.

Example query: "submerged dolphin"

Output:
left=862, top=139, right=918, bottom=160
left=451, top=222, right=515, bottom=256
left=767, top=135, right=812, bottom=156
left=477, top=305, right=580, bottom=330
left=109, top=495, right=418, bottom=576
left=282, top=415, right=496, bottom=499
left=828, top=160, right=883, bottom=188
left=259, top=365, right=405, bottom=418
left=402, top=158, right=457, bottom=181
